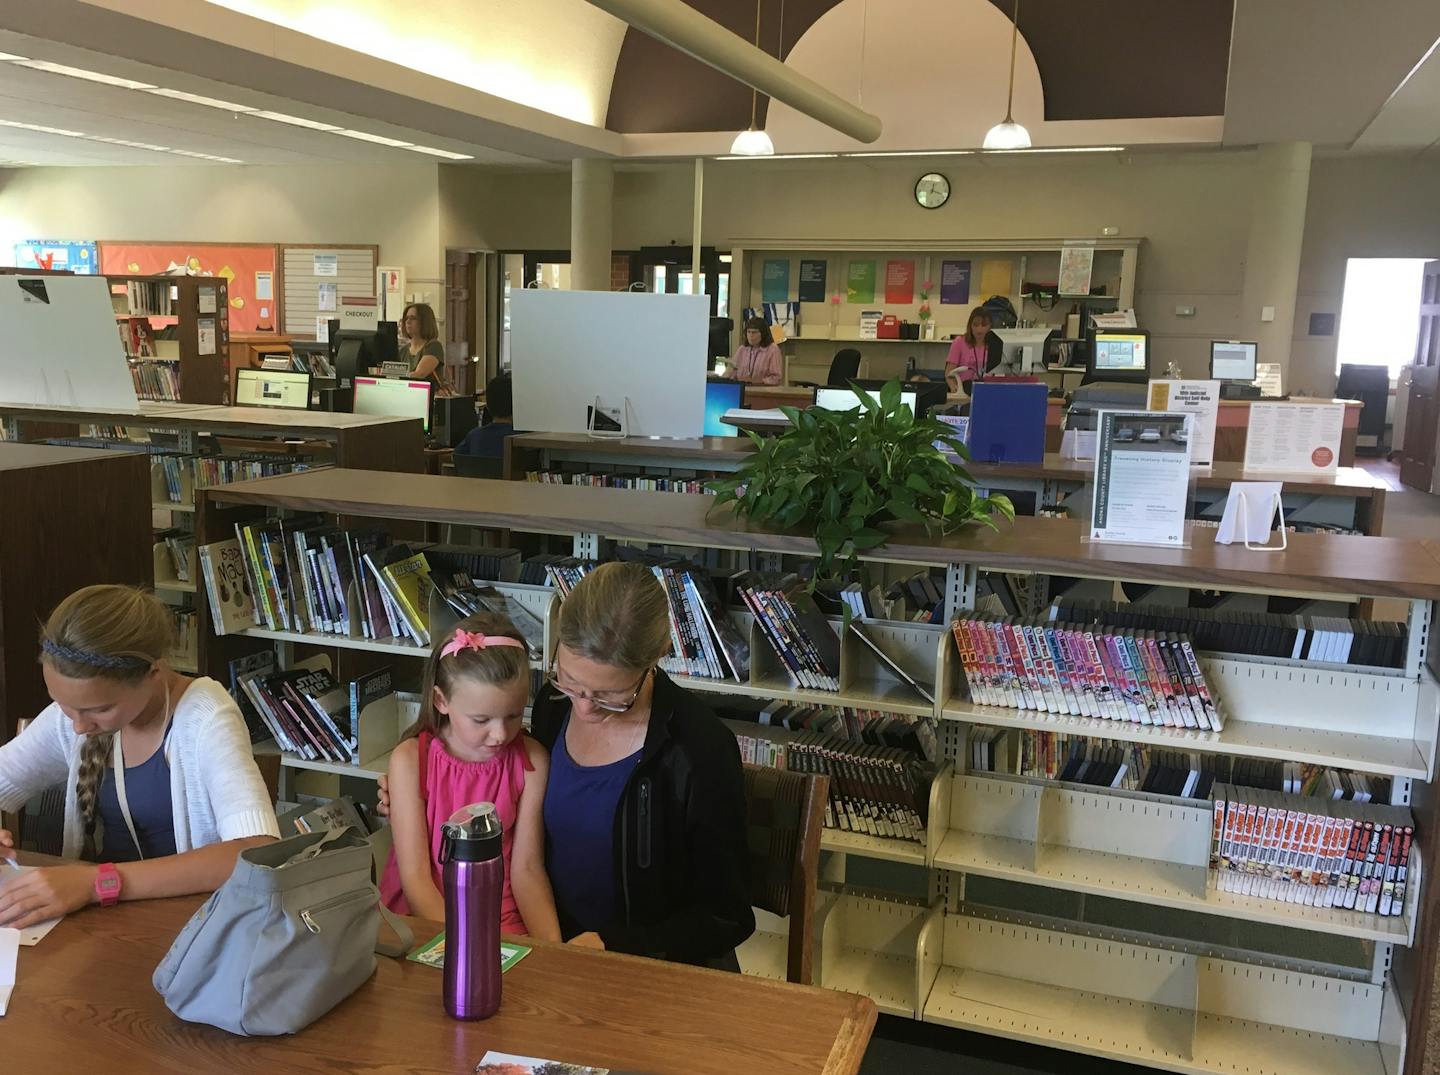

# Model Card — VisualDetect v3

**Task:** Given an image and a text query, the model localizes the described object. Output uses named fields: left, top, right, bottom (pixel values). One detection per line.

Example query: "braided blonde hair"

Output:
left=40, top=586, right=174, bottom=857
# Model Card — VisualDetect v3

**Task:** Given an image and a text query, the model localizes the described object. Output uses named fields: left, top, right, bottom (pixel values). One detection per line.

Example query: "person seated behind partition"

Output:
left=455, top=374, right=516, bottom=459
left=731, top=318, right=783, bottom=386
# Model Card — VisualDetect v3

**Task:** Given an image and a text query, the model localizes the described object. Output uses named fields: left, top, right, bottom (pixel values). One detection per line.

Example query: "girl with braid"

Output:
left=0, top=585, right=278, bottom=930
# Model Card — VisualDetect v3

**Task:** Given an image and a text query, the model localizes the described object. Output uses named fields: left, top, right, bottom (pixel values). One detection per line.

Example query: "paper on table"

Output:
left=0, top=926, right=17, bottom=1016
left=1215, top=482, right=1283, bottom=545
left=0, top=865, right=63, bottom=945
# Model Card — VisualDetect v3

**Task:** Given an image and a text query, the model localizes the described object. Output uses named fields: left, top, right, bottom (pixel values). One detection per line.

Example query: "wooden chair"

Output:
left=741, top=763, right=830, bottom=985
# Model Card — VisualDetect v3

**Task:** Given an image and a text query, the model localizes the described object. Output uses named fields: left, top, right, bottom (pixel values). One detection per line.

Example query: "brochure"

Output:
left=1242, top=402, right=1343, bottom=474
left=475, top=1053, right=652, bottom=1074
left=407, top=932, right=530, bottom=973
left=1147, top=379, right=1219, bottom=466
left=1089, top=410, right=1194, bottom=547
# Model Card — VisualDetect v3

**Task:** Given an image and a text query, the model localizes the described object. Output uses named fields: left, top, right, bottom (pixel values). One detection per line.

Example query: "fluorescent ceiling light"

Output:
left=0, top=119, right=86, bottom=137
left=144, top=88, right=255, bottom=112
left=716, top=152, right=836, bottom=160
left=985, top=146, right=1126, bottom=154
left=250, top=110, right=341, bottom=131
left=848, top=149, right=975, bottom=157
left=403, top=144, right=474, bottom=160
left=0, top=53, right=28, bottom=62
left=336, top=129, right=413, bottom=147
left=11, top=59, right=155, bottom=91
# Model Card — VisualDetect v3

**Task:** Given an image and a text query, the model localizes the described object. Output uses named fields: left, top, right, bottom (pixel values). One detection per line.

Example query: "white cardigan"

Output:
left=0, top=677, right=279, bottom=858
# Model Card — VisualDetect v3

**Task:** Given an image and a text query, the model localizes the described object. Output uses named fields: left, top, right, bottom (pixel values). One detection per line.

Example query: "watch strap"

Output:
left=95, top=862, right=121, bottom=907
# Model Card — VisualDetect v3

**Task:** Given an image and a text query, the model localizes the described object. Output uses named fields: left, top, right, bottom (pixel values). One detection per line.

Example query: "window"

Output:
left=1336, top=258, right=1430, bottom=377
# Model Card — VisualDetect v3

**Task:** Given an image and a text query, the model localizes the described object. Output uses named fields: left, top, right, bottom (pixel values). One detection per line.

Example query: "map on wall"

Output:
left=99, top=242, right=278, bottom=333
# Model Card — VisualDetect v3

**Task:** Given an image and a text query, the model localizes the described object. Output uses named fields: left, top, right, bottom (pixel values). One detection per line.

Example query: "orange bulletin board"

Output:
left=99, top=242, right=279, bottom=334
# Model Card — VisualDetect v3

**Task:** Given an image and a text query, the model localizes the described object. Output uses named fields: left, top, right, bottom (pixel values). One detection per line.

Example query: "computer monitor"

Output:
left=704, top=380, right=744, bottom=437
left=990, top=327, right=1056, bottom=375
left=333, top=321, right=400, bottom=391
left=1210, top=340, right=1258, bottom=382
left=1084, top=329, right=1151, bottom=385
left=234, top=368, right=311, bottom=410
left=352, top=376, right=431, bottom=432
left=814, top=386, right=919, bottom=414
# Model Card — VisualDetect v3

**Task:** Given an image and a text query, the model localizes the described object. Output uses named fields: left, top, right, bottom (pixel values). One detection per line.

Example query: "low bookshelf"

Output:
left=198, top=468, right=1440, bottom=1075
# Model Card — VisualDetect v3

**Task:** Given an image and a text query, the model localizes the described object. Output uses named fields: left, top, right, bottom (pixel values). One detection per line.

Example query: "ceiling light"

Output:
left=717, top=151, right=834, bottom=160
left=403, top=144, right=474, bottom=160
left=0, top=119, right=86, bottom=137
left=336, top=129, right=413, bottom=147
left=985, top=146, right=1126, bottom=154
left=250, top=110, right=341, bottom=131
left=730, top=0, right=775, bottom=157
left=849, top=149, right=975, bottom=157
left=11, top=59, right=155, bottom=91
left=0, top=53, right=28, bottom=62
left=144, top=88, right=255, bottom=112
left=983, top=0, right=1031, bottom=150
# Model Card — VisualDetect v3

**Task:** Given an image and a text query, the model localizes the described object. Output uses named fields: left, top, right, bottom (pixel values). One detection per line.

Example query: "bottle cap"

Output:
left=442, top=802, right=502, bottom=841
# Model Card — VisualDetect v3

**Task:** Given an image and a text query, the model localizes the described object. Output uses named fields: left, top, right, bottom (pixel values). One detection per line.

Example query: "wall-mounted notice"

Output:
left=761, top=258, right=790, bottom=302
left=13, top=239, right=98, bottom=274
left=978, top=259, right=1012, bottom=297
left=1090, top=410, right=1194, bottom=546
left=255, top=271, right=273, bottom=301
left=798, top=259, right=827, bottom=303
left=197, top=286, right=217, bottom=315
left=846, top=261, right=876, bottom=304
left=939, top=260, right=971, bottom=304
left=884, top=260, right=915, bottom=304
left=315, top=316, right=330, bottom=343
left=1058, top=242, right=1095, bottom=296
left=1243, top=402, right=1343, bottom=474
left=1147, top=379, right=1219, bottom=466
left=317, top=282, right=337, bottom=312
left=197, top=318, right=217, bottom=356
left=313, top=253, right=339, bottom=277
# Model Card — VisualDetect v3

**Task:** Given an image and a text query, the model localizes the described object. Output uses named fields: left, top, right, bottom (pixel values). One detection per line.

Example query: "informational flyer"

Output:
left=797, top=258, right=827, bottom=302
left=255, top=270, right=274, bottom=301
left=197, top=286, right=217, bottom=314
left=939, top=259, right=971, bottom=304
left=979, top=259, right=1012, bottom=297
left=761, top=258, right=790, bottom=302
left=1147, top=380, right=1219, bottom=466
left=846, top=260, right=876, bottom=303
left=1058, top=243, right=1095, bottom=296
left=1243, top=402, right=1344, bottom=474
left=1254, top=362, right=1283, bottom=397
left=197, top=317, right=217, bottom=356
left=313, top=253, right=339, bottom=277
left=317, top=282, right=338, bottom=312
left=884, top=259, right=915, bottom=304
left=1090, top=410, right=1194, bottom=546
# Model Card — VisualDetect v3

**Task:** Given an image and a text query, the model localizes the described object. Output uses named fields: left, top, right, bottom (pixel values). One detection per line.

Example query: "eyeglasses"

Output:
left=546, top=659, right=651, bottom=714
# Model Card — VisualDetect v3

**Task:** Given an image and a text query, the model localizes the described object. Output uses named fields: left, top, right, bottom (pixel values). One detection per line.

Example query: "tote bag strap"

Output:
left=375, top=902, right=415, bottom=958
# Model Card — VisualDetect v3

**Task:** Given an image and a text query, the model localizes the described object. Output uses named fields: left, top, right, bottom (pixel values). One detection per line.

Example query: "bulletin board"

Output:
left=281, top=244, right=379, bottom=340
left=98, top=242, right=279, bottom=333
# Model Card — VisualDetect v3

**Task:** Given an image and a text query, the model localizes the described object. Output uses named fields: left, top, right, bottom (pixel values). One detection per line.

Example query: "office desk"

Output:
left=9, top=874, right=876, bottom=1075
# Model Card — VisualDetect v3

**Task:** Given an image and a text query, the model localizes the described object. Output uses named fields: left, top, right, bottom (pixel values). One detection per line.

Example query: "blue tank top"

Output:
left=97, top=722, right=176, bottom=862
left=543, top=716, right=641, bottom=937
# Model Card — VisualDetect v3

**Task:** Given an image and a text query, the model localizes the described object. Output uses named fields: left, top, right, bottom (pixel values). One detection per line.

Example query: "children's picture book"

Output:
left=197, top=537, right=255, bottom=635
left=474, top=1054, right=652, bottom=1075
left=407, top=932, right=530, bottom=973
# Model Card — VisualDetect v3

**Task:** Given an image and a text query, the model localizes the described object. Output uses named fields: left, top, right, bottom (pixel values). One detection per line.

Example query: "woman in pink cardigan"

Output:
left=731, top=317, right=783, bottom=385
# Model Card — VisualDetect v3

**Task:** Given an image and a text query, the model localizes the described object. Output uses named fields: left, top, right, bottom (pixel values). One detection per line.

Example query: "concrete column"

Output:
left=1239, top=142, right=1312, bottom=386
left=570, top=158, right=614, bottom=291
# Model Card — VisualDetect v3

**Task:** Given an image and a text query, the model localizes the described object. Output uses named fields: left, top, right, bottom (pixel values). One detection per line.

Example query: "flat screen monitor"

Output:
left=1086, top=329, right=1151, bottom=385
left=1210, top=340, right=1258, bottom=382
left=814, top=386, right=919, bottom=414
left=235, top=368, right=311, bottom=410
left=333, top=321, right=400, bottom=391
left=352, top=376, right=431, bottom=432
left=990, top=327, right=1055, bottom=374
left=704, top=380, right=744, bottom=437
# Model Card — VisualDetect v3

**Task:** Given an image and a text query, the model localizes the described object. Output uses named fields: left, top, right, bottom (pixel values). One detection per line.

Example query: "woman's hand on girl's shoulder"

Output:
left=375, top=737, right=418, bottom=818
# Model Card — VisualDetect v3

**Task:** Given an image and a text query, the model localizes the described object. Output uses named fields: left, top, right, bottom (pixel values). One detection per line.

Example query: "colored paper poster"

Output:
left=939, top=260, right=971, bottom=304
left=761, top=258, right=790, bottom=302
left=1058, top=243, right=1095, bottom=296
left=13, top=239, right=98, bottom=274
left=100, top=243, right=276, bottom=333
left=884, top=260, right=915, bottom=304
left=798, top=259, right=827, bottom=303
left=846, top=260, right=876, bottom=303
left=1148, top=379, right=1219, bottom=466
left=978, top=259, right=1012, bottom=297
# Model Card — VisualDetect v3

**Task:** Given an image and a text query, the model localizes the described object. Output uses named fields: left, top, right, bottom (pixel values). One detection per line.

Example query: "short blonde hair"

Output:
left=557, top=562, right=671, bottom=672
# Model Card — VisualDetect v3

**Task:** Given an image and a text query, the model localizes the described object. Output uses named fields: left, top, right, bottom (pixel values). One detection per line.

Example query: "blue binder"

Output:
left=967, top=382, right=1049, bottom=463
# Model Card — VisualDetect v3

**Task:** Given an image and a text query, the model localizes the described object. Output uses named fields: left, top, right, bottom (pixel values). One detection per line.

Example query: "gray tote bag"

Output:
left=153, top=827, right=413, bottom=1036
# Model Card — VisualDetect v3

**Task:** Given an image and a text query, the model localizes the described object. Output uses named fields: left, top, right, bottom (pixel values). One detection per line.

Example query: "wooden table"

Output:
left=9, top=879, right=875, bottom=1075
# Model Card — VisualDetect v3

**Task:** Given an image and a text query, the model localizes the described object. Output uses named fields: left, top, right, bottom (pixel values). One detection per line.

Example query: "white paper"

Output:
left=315, top=316, right=330, bottom=343
left=255, top=271, right=273, bottom=301
left=0, top=926, right=17, bottom=1015
left=1090, top=410, right=1193, bottom=546
left=1243, top=402, right=1344, bottom=474
left=196, top=317, right=216, bottom=356
left=313, top=253, right=338, bottom=277
left=1060, top=428, right=1097, bottom=460
left=1148, top=379, right=1219, bottom=466
left=934, top=414, right=969, bottom=453
left=1254, top=363, right=1283, bottom=397
left=197, top=286, right=217, bottom=315
left=1091, top=309, right=1137, bottom=329
left=0, top=863, right=58, bottom=945
left=1216, top=482, right=1284, bottom=545
left=317, top=282, right=337, bottom=312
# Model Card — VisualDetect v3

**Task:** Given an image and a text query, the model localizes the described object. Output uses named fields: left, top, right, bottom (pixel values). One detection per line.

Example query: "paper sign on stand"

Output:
left=1147, top=380, right=1219, bottom=465
left=1243, top=402, right=1344, bottom=474
left=1215, top=482, right=1285, bottom=549
left=1060, top=428, right=1096, bottom=460
left=1254, top=363, right=1283, bottom=397
left=1090, top=410, right=1194, bottom=547
left=0, top=926, right=17, bottom=1016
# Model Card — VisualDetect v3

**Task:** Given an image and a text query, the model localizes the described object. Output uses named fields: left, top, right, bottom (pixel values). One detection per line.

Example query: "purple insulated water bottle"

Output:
left=440, top=802, right=504, bottom=1020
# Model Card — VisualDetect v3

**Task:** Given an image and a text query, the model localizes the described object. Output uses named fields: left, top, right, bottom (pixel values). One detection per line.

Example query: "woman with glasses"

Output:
left=533, top=561, right=755, bottom=968
left=400, top=302, right=447, bottom=391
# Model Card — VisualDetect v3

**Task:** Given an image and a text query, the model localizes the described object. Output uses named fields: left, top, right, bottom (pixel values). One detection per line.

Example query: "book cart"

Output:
left=197, top=468, right=1440, bottom=1075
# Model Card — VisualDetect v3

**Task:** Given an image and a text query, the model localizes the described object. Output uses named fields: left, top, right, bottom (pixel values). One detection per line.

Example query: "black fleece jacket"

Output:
left=530, top=669, right=756, bottom=965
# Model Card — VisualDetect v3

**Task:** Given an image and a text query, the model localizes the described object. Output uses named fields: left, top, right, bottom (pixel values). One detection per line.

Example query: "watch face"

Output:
left=915, top=172, right=951, bottom=209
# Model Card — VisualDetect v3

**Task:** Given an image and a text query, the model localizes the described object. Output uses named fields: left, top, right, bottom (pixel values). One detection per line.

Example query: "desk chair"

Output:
left=794, top=348, right=862, bottom=390
left=452, top=453, right=506, bottom=479
left=449, top=453, right=509, bottom=545
left=741, top=763, right=829, bottom=985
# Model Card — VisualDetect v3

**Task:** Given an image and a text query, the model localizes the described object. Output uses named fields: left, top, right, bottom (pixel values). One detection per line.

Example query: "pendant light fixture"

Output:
left=729, top=0, right=775, bottom=156
left=983, top=0, right=1031, bottom=150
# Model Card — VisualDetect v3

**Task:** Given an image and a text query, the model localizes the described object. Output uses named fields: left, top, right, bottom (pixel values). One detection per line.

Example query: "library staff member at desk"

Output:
left=732, top=317, right=784, bottom=386
left=944, top=305, right=1004, bottom=395
left=401, top=302, right=447, bottom=390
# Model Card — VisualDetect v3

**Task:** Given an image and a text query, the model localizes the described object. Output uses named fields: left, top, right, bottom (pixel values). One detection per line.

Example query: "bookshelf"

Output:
left=109, top=274, right=231, bottom=405
left=197, top=470, right=1440, bottom=1075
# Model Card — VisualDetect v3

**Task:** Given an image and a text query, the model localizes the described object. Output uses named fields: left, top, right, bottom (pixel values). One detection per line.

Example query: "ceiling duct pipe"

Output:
left=585, top=0, right=882, bottom=144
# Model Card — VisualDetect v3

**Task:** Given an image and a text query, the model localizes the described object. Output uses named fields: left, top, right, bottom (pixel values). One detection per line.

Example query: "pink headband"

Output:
left=440, top=629, right=526, bottom=660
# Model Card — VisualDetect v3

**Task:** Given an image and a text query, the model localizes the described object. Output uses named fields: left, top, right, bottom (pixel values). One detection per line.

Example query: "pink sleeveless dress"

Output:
left=380, top=730, right=533, bottom=935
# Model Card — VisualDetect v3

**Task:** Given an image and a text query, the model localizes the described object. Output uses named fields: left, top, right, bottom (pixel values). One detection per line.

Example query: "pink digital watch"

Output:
left=94, top=862, right=121, bottom=907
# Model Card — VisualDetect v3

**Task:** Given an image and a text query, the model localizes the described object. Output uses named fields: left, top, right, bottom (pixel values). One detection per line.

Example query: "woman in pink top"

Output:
left=731, top=317, right=783, bottom=385
left=380, top=613, right=561, bottom=940
left=945, top=306, right=1003, bottom=395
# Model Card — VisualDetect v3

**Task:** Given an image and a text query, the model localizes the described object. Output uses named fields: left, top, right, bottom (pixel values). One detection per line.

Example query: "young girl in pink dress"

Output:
left=380, top=613, right=560, bottom=940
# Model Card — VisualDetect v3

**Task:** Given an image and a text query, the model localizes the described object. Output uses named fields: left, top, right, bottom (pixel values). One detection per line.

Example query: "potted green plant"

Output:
left=710, top=380, right=1014, bottom=584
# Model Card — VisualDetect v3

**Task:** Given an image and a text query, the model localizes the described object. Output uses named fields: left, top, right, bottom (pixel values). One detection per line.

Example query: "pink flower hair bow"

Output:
left=440, top=629, right=526, bottom=659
